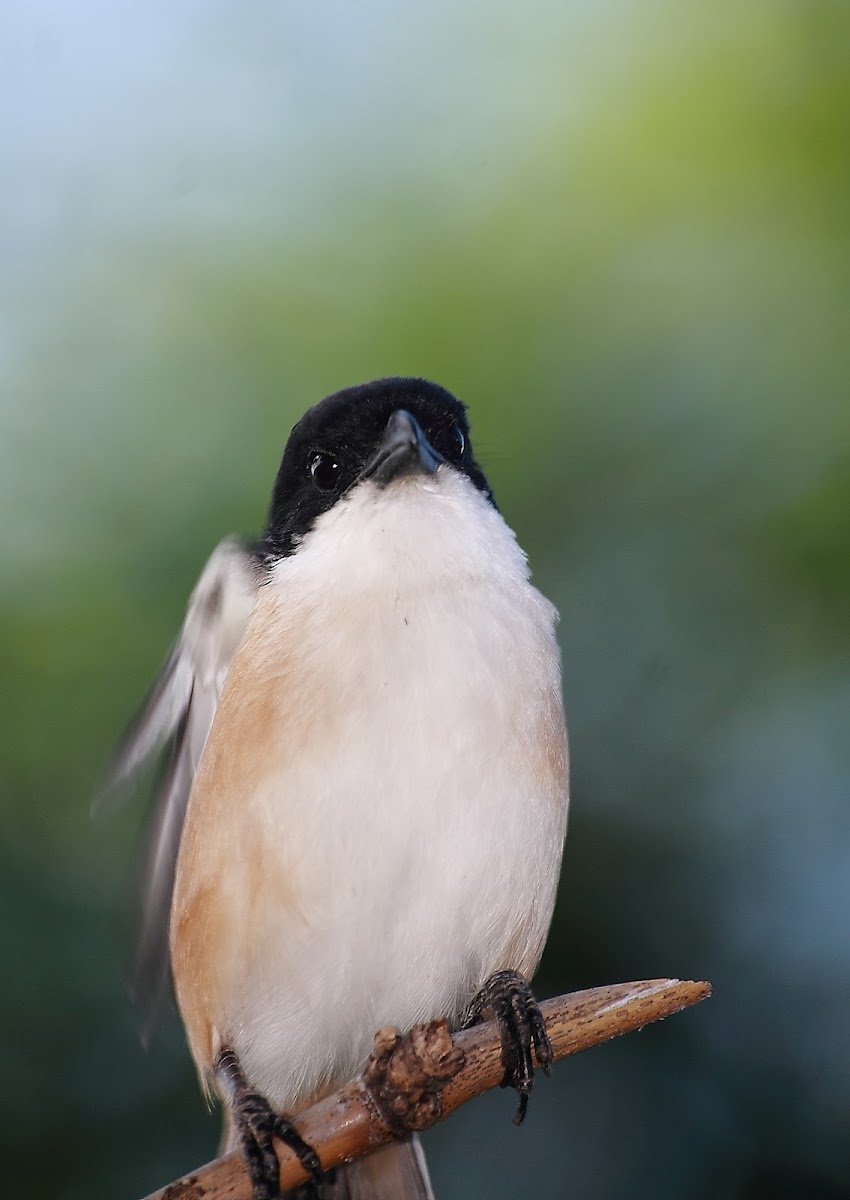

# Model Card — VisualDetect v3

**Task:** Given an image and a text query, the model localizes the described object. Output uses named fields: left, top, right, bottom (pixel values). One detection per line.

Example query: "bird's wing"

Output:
left=102, top=537, right=260, bottom=1040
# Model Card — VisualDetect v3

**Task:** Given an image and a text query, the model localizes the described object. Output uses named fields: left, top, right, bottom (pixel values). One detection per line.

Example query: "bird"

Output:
left=106, top=377, right=569, bottom=1200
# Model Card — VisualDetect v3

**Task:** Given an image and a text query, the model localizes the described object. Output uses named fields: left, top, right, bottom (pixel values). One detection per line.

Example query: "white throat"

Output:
left=270, top=467, right=532, bottom=601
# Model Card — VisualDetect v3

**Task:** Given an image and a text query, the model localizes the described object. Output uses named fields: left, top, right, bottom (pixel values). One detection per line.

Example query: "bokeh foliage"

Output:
left=1, top=2, right=848, bottom=1197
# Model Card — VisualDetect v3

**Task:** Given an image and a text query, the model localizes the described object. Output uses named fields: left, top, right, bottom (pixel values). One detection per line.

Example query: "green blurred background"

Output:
left=1, top=2, right=848, bottom=1197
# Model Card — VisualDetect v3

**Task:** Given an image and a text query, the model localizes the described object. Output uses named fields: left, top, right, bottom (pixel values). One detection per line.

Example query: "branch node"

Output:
left=363, top=1020, right=466, bottom=1136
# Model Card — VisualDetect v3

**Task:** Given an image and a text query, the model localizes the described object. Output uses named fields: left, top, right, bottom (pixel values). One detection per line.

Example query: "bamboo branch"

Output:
left=144, top=978, right=710, bottom=1200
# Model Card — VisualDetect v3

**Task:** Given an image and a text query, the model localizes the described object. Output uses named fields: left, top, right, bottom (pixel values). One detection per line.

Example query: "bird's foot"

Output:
left=216, top=1049, right=323, bottom=1200
left=236, top=1091, right=323, bottom=1200
left=464, top=969, right=552, bottom=1124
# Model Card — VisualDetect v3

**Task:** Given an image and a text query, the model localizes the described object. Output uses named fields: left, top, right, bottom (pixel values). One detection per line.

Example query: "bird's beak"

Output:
left=361, top=409, right=443, bottom=485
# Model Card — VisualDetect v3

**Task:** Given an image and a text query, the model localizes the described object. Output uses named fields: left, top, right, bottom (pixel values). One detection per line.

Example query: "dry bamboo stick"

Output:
left=145, top=978, right=711, bottom=1200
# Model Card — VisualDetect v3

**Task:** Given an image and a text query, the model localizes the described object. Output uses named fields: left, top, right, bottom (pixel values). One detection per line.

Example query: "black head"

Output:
left=264, top=377, right=494, bottom=557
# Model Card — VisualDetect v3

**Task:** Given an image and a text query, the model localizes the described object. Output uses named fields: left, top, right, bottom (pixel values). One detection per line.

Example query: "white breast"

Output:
left=175, top=470, right=568, bottom=1112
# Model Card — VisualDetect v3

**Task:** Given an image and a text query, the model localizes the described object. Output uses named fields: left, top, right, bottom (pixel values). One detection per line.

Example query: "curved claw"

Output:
left=216, top=1049, right=323, bottom=1199
left=464, top=969, right=553, bottom=1125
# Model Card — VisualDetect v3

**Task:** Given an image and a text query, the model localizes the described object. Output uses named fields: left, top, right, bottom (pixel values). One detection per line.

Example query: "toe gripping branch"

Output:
left=464, top=969, right=552, bottom=1124
left=216, top=1048, right=323, bottom=1200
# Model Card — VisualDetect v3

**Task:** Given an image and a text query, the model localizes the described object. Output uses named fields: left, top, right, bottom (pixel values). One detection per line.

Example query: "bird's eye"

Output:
left=440, top=422, right=465, bottom=461
left=310, top=453, right=340, bottom=491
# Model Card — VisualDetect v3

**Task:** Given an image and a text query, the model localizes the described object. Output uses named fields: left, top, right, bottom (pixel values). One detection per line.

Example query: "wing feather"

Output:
left=102, top=537, right=260, bottom=1038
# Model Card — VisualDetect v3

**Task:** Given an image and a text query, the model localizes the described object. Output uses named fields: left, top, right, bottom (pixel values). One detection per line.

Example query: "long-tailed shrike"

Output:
left=107, top=377, right=569, bottom=1199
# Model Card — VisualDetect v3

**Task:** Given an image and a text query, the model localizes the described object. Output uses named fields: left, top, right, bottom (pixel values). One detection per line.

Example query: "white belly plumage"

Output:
left=171, top=473, right=569, bottom=1112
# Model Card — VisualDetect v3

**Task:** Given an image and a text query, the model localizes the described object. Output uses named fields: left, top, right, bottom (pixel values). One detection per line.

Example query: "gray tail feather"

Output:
left=295, top=1138, right=435, bottom=1200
